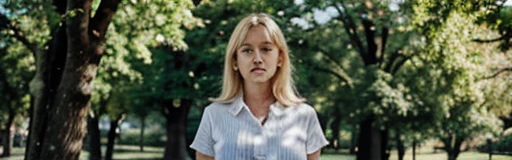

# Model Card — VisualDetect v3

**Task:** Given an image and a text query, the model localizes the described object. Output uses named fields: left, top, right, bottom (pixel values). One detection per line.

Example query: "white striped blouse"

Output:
left=190, top=94, right=329, bottom=160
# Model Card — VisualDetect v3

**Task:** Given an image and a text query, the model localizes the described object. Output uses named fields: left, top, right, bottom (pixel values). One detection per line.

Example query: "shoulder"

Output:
left=203, top=102, right=233, bottom=115
left=293, top=103, right=316, bottom=113
left=285, top=102, right=317, bottom=118
left=298, top=103, right=316, bottom=112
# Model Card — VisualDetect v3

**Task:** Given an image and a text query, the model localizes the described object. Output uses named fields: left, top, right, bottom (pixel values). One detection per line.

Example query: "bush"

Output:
left=119, top=129, right=166, bottom=147
left=477, top=128, right=512, bottom=153
left=493, top=129, right=512, bottom=152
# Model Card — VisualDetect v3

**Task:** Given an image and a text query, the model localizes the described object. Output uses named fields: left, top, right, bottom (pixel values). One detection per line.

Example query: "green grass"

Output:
left=2, top=146, right=511, bottom=160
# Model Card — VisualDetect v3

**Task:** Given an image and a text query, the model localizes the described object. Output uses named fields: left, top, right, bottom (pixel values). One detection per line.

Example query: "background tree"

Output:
left=0, top=36, right=32, bottom=157
left=0, top=3, right=45, bottom=157
left=0, top=0, right=510, bottom=160
left=0, top=0, right=201, bottom=159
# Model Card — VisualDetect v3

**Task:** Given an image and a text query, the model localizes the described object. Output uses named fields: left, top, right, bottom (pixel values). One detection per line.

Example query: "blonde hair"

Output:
left=209, top=13, right=305, bottom=107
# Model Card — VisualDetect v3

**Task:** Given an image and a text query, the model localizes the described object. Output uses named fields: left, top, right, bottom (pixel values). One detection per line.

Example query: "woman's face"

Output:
left=236, top=25, right=281, bottom=85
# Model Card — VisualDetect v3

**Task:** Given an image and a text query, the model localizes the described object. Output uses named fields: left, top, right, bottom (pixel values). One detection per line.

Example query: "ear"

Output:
left=232, top=52, right=238, bottom=65
left=233, top=61, right=238, bottom=71
left=277, top=51, right=284, bottom=67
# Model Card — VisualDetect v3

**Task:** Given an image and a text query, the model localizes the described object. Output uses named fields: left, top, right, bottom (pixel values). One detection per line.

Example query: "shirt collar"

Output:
left=228, top=92, right=285, bottom=117
left=228, top=93, right=245, bottom=116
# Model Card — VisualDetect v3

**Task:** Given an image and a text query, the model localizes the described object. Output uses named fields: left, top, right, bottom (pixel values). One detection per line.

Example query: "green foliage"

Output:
left=493, top=130, right=512, bottom=152
left=119, top=129, right=166, bottom=147
left=89, top=0, right=204, bottom=119
left=1, top=1, right=511, bottom=157
left=0, top=32, right=33, bottom=130
left=407, top=8, right=504, bottom=142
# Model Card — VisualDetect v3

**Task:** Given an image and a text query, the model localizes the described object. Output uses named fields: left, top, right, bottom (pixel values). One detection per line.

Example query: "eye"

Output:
left=263, top=47, right=273, bottom=52
left=242, top=48, right=253, bottom=54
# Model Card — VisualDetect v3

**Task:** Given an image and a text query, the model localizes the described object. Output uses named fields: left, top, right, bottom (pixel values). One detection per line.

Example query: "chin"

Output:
left=250, top=78, right=271, bottom=83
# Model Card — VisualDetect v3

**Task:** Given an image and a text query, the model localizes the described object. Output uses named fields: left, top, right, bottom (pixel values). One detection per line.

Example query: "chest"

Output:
left=211, top=111, right=309, bottom=159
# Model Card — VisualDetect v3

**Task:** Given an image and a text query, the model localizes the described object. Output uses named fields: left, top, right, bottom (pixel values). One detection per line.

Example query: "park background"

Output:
left=0, top=0, right=511, bottom=160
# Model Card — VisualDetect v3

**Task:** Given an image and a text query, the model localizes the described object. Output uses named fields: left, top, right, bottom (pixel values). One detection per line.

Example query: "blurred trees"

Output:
left=273, top=0, right=511, bottom=160
left=1, top=1, right=50, bottom=157
left=0, top=35, right=32, bottom=157
left=84, top=0, right=202, bottom=159
left=0, top=0, right=510, bottom=160
left=1, top=0, right=200, bottom=159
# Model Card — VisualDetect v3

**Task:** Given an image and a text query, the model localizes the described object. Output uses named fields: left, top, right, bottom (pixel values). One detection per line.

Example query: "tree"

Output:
left=287, top=1, right=424, bottom=159
left=407, top=4, right=506, bottom=159
left=0, top=39, right=31, bottom=157
left=0, top=11, right=37, bottom=158
left=289, top=1, right=509, bottom=160
left=474, top=3, right=512, bottom=52
left=21, top=1, right=122, bottom=159
left=1, top=0, right=201, bottom=159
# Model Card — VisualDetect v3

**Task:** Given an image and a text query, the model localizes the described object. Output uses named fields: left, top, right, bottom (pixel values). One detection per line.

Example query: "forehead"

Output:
left=242, top=25, right=273, bottom=45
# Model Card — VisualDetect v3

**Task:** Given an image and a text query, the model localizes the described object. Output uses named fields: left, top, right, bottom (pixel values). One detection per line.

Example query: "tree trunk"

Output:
left=139, top=115, right=146, bottom=152
left=382, top=129, right=389, bottom=160
left=396, top=132, right=405, bottom=160
left=412, top=139, right=417, bottom=160
left=357, top=116, right=371, bottom=160
left=357, top=115, right=384, bottom=160
left=350, top=124, right=358, bottom=154
left=24, top=0, right=120, bottom=159
left=370, top=126, right=382, bottom=160
left=318, top=113, right=328, bottom=147
left=25, top=1, right=69, bottom=158
left=447, top=139, right=463, bottom=160
left=24, top=99, right=35, bottom=159
left=443, top=135, right=464, bottom=160
left=1, top=108, right=15, bottom=157
left=87, top=116, right=102, bottom=160
left=448, top=151, right=458, bottom=160
left=337, top=3, right=395, bottom=160
left=499, top=111, right=512, bottom=130
left=163, top=99, right=192, bottom=160
left=25, top=20, right=66, bottom=160
left=105, top=114, right=124, bottom=160
left=87, top=96, right=107, bottom=160
left=329, top=108, right=341, bottom=150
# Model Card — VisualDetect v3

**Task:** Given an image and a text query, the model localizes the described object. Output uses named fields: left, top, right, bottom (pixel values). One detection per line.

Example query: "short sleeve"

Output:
left=190, top=107, right=215, bottom=157
left=306, top=108, right=329, bottom=154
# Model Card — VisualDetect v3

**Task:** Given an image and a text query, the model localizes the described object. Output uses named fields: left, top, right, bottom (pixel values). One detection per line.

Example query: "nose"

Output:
left=253, top=50, right=263, bottom=64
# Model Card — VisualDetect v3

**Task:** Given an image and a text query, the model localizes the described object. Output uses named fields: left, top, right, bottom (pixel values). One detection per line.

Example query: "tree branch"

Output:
left=309, top=44, right=353, bottom=84
left=383, top=49, right=401, bottom=72
left=391, top=55, right=412, bottom=74
left=89, top=0, right=121, bottom=40
left=334, top=2, right=368, bottom=64
left=379, top=26, right=389, bottom=62
left=472, top=36, right=506, bottom=43
left=0, top=13, right=39, bottom=57
left=483, top=67, right=512, bottom=79
left=362, top=18, right=378, bottom=64
left=318, top=51, right=353, bottom=87
left=312, top=66, right=354, bottom=88
left=192, top=0, right=202, bottom=6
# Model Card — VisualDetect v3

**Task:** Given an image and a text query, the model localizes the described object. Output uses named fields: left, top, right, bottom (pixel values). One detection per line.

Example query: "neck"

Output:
left=243, top=82, right=275, bottom=118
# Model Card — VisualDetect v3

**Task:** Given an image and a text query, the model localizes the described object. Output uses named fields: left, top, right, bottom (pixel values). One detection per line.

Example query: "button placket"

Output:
left=253, top=124, right=267, bottom=159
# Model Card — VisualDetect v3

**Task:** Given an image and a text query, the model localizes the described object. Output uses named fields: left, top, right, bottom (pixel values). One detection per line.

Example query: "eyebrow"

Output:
left=240, top=41, right=274, bottom=47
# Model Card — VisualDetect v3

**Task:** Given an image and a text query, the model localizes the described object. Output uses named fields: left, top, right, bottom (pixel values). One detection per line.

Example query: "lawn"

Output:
left=2, top=146, right=511, bottom=160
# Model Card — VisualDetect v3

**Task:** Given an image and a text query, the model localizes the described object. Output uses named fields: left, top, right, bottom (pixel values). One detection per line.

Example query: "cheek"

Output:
left=236, top=57, right=250, bottom=69
left=269, top=54, right=280, bottom=66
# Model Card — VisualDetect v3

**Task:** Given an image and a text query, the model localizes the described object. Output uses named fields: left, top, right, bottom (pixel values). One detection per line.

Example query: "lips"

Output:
left=251, top=67, right=266, bottom=73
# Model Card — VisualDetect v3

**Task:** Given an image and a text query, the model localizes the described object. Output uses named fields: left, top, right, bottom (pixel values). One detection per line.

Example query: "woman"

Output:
left=190, top=13, right=328, bottom=160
